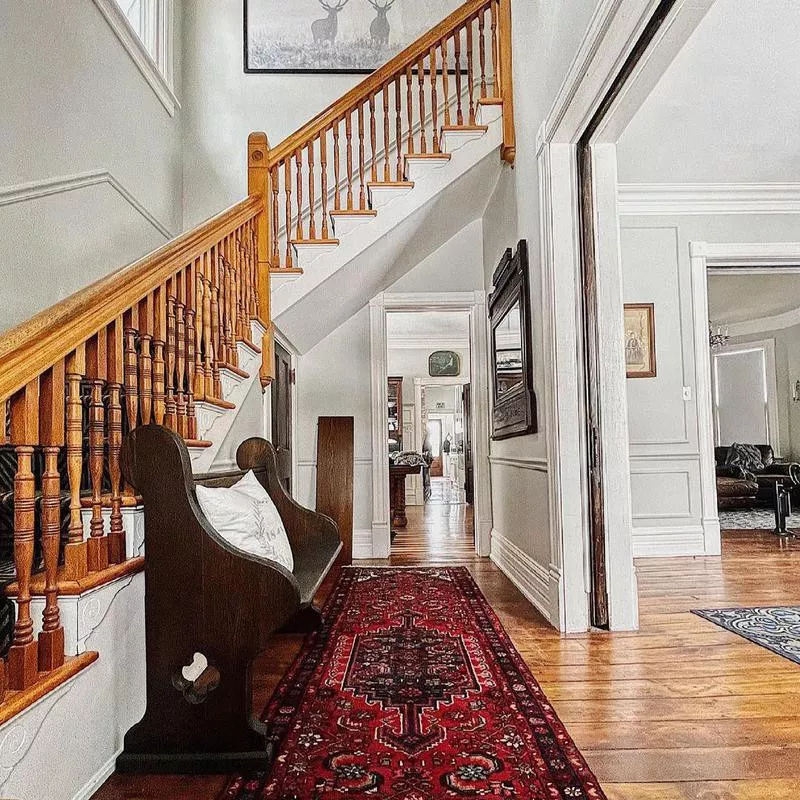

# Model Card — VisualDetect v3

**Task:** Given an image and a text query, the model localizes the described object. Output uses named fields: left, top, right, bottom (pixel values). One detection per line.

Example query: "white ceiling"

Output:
left=617, top=0, right=800, bottom=184
left=707, top=273, right=800, bottom=324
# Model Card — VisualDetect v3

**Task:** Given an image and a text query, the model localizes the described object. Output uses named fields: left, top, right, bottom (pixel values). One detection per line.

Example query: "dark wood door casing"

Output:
left=271, top=340, right=293, bottom=493
left=576, top=0, right=678, bottom=629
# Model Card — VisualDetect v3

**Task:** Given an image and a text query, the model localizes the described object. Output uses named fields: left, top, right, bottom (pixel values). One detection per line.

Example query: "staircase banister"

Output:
left=0, top=195, right=262, bottom=404
left=267, top=0, right=491, bottom=167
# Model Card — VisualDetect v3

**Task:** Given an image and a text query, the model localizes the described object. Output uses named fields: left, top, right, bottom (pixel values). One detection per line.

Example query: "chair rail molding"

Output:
left=370, top=291, right=492, bottom=558
left=92, top=0, right=179, bottom=116
left=488, top=455, right=549, bottom=472
left=0, top=170, right=173, bottom=239
left=618, top=183, right=800, bottom=216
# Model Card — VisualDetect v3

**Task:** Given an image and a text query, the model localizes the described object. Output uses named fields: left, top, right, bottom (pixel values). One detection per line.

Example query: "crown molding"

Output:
left=618, top=183, right=800, bottom=216
left=0, top=170, right=173, bottom=238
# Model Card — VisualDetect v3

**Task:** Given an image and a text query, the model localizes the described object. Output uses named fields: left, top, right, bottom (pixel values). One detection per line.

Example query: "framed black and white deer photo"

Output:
left=244, top=0, right=466, bottom=73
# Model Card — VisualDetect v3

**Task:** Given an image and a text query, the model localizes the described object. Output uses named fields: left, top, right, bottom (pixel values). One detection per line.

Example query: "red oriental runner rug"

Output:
left=222, top=567, right=605, bottom=799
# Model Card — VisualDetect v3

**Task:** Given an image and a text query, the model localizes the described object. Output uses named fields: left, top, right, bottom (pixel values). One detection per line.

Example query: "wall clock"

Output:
left=428, top=350, right=461, bottom=377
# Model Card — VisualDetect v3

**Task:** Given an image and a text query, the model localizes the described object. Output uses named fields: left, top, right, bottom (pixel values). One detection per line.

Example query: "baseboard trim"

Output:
left=631, top=524, right=706, bottom=557
left=490, top=529, right=556, bottom=625
left=73, top=749, right=121, bottom=800
left=0, top=170, right=173, bottom=238
left=352, top=529, right=373, bottom=559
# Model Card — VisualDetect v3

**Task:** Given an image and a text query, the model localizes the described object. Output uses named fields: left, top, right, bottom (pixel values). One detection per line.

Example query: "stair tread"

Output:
left=478, top=97, right=503, bottom=105
left=404, top=152, right=452, bottom=160
left=441, top=124, right=489, bottom=132
left=330, top=209, right=377, bottom=217
left=218, top=362, right=249, bottom=379
left=185, top=438, right=213, bottom=448
left=291, top=238, right=340, bottom=246
left=238, top=336, right=262, bottom=354
left=270, top=266, right=304, bottom=274
left=367, top=181, right=415, bottom=188
left=197, top=395, right=235, bottom=411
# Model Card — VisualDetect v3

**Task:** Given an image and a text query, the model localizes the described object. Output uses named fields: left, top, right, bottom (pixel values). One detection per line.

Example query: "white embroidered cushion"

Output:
left=195, top=470, right=294, bottom=573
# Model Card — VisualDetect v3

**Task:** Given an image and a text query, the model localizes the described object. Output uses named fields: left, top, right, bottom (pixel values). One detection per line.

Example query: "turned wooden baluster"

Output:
left=152, top=286, right=166, bottom=425
left=418, top=55, right=427, bottom=153
left=193, top=255, right=206, bottom=400
left=221, top=245, right=234, bottom=365
left=369, top=94, right=377, bottom=183
left=271, top=167, right=280, bottom=268
left=63, top=346, right=88, bottom=580
left=202, top=250, right=214, bottom=400
left=165, top=281, right=177, bottom=429
left=443, top=36, right=451, bottom=126
left=406, top=66, right=414, bottom=154
left=86, top=331, right=109, bottom=573
left=383, top=84, right=391, bottom=182
left=233, top=234, right=245, bottom=341
left=357, top=103, right=366, bottom=209
left=210, top=248, right=222, bottom=398
left=138, top=294, right=154, bottom=424
left=345, top=113, right=354, bottom=209
left=38, top=363, right=65, bottom=671
left=490, top=0, right=499, bottom=97
left=295, top=149, right=303, bottom=240
left=106, top=318, right=126, bottom=564
left=478, top=9, right=488, bottom=98
left=123, top=307, right=139, bottom=432
left=431, top=46, right=440, bottom=153
left=454, top=30, right=464, bottom=125
left=186, top=259, right=199, bottom=439
left=320, top=130, right=329, bottom=239
left=395, top=77, right=403, bottom=179
left=284, top=159, right=294, bottom=267
left=250, top=220, right=260, bottom=320
left=8, top=380, right=39, bottom=689
left=307, top=142, right=316, bottom=240
left=175, top=271, right=188, bottom=436
left=333, top=121, right=341, bottom=211
left=466, top=18, right=476, bottom=125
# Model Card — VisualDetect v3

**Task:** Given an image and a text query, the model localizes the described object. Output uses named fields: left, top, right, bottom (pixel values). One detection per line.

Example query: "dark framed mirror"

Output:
left=488, top=239, right=537, bottom=439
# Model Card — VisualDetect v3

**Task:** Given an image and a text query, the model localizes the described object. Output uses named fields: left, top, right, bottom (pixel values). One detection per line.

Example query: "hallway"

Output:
left=95, top=528, right=800, bottom=799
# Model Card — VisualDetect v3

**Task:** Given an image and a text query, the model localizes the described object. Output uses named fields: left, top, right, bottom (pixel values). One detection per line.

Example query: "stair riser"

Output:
left=368, top=184, right=414, bottom=209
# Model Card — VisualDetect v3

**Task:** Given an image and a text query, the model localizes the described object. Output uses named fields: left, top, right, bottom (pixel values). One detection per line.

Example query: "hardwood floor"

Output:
left=93, top=524, right=800, bottom=799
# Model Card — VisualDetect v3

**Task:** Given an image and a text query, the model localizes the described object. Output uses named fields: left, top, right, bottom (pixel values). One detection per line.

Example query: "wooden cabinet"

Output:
left=388, top=376, right=403, bottom=452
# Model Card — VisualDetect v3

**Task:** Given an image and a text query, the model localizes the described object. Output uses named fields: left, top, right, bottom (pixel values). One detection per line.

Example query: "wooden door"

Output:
left=463, top=384, right=474, bottom=505
left=271, top=340, right=293, bottom=493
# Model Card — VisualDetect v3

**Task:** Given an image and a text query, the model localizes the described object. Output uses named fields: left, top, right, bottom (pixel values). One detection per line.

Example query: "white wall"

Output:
left=620, top=213, right=800, bottom=555
left=0, top=0, right=184, bottom=333
left=387, top=348, right=471, bottom=402
left=181, top=0, right=363, bottom=227
left=479, top=0, right=601, bottom=626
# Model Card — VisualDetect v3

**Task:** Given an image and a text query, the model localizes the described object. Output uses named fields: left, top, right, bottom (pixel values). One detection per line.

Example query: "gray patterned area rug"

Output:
left=692, top=607, right=800, bottom=665
left=718, top=508, right=800, bottom=530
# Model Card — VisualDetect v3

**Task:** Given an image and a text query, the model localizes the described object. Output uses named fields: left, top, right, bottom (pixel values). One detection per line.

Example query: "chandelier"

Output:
left=708, top=322, right=729, bottom=350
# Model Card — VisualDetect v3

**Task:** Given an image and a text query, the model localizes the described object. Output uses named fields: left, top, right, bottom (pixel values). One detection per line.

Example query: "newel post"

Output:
left=498, top=0, right=516, bottom=165
left=248, top=131, right=275, bottom=387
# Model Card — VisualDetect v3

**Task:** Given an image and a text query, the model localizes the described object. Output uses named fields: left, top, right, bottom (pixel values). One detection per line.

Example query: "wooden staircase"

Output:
left=0, top=0, right=515, bottom=735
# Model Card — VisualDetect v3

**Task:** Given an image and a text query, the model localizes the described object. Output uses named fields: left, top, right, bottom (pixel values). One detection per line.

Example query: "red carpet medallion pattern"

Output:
left=223, top=567, right=606, bottom=799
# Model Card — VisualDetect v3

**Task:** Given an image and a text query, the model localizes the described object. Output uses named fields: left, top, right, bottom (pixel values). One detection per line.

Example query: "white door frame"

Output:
left=536, top=0, right=715, bottom=631
left=690, top=242, right=800, bottom=553
left=369, top=291, right=492, bottom=558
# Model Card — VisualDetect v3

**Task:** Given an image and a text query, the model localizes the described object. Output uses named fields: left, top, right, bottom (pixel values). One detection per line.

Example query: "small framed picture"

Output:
left=428, top=350, right=461, bottom=377
left=624, top=303, right=656, bottom=378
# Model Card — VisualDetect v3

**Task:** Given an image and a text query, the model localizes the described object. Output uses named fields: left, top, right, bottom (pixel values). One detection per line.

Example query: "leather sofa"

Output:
left=715, top=445, right=800, bottom=506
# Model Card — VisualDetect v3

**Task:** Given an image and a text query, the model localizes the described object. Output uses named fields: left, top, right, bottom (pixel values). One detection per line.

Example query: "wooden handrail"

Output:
left=267, top=0, right=494, bottom=167
left=0, top=196, right=261, bottom=403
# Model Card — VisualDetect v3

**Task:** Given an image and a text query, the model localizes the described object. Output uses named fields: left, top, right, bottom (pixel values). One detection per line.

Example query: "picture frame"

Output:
left=244, top=0, right=466, bottom=74
left=624, top=303, right=656, bottom=378
left=428, top=350, right=461, bottom=377
left=488, top=240, right=537, bottom=440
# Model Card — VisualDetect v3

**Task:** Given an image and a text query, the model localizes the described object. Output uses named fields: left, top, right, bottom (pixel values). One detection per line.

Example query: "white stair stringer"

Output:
left=272, top=114, right=504, bottom=353
left=187, top=319, right=265, bottom=473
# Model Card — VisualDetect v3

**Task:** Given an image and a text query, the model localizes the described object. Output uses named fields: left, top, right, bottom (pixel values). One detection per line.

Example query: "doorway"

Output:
left=369, top=292, right=491, bottom=561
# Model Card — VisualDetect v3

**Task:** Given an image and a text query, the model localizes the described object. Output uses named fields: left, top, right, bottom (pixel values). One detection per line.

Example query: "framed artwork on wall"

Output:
left=624, top=303, right=656, bottom=378
left=244, top=0, right=465, bottom=74
left=428, top=350, right=461, bottom=377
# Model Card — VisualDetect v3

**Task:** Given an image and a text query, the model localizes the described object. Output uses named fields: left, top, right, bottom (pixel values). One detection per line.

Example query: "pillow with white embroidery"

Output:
left=195, top=470, right=294, bottom=573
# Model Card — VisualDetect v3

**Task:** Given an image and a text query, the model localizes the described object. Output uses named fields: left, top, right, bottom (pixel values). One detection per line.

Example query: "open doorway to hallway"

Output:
left=385, top=311, right=476, bottom=561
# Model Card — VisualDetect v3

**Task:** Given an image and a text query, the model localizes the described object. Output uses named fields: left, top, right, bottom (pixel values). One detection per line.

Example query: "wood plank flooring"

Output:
left=93, top=518, right=800, bottom=800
